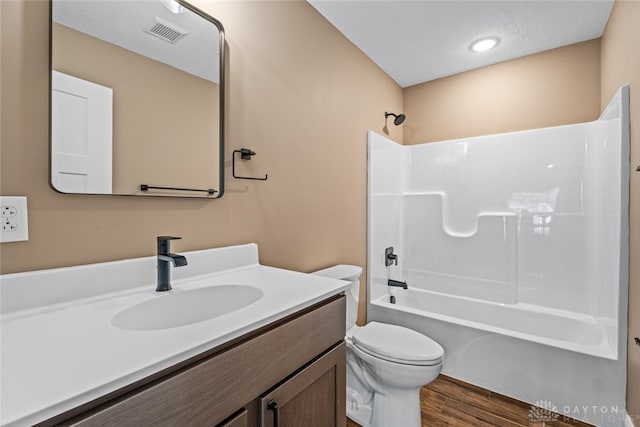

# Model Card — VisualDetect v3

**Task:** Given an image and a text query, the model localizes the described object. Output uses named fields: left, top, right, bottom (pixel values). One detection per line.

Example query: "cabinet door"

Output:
left=259, top=342, right=346, bottom=427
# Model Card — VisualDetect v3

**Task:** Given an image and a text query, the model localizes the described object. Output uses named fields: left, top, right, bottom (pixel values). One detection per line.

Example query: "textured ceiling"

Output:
left=308, top=0, right=614, bottom=88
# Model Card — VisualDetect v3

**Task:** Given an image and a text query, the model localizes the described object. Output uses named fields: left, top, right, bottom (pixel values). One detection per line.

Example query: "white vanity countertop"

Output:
left=0, top=243, right=350, bottom=426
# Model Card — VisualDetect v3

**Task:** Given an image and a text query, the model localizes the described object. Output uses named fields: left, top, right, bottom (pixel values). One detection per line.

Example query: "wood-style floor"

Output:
left=346, top=375, right=593, bottom=427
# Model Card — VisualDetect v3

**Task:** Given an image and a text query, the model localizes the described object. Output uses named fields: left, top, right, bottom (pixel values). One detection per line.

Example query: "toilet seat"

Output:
left=351, top=322, right=444, bottom=366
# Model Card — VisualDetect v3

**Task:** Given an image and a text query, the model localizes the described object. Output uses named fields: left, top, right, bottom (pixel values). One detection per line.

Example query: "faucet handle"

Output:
left=157, top=236, right=182, bottom=255
left=157, top=236, right=182, bottom=242
left=385, top=247, right=398, bottom=266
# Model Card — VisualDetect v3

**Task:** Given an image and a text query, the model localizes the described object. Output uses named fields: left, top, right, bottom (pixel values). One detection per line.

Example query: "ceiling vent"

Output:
left=144, top=17, right=188, bottom=44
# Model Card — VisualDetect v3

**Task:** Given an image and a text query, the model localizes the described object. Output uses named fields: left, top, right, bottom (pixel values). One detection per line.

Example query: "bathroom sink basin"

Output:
left=111, top=285, right=263, bottom=331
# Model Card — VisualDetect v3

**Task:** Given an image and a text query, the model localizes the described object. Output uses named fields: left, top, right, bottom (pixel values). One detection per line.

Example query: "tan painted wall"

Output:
left=0, top=0, right=403, bottom=324
left=601, top=0, right=640, bottom=419
left=52, top=23, right=220, bottom=194
left=403, top=39, right=601, bottom=144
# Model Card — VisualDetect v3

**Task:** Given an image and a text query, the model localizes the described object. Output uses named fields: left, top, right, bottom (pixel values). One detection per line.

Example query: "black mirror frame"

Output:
left=48, top=0, right=226, bottom=199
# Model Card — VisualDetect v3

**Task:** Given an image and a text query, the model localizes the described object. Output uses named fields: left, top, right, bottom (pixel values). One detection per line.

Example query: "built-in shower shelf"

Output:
left=402, top=191, right=518, bottom=238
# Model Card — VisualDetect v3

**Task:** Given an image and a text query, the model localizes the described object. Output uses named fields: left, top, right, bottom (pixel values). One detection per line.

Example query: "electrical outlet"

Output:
left=1, top=205, right=17, bottom=217
left=0, top=196, right=28, bottom=243
left=2, top=219, right=18, bottom=232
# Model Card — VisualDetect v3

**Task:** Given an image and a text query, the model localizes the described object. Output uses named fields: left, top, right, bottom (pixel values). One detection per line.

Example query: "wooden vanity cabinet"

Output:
left=44, top=295, right=346, bottom=427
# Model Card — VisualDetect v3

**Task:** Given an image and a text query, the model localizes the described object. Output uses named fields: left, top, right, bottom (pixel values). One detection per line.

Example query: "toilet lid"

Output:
left=352, top=322, right=444, bottom=366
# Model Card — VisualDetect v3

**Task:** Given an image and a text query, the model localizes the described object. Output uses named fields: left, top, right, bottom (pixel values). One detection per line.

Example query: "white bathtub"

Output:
left=368, top=290, right=627, bottom=426
left=375, top=288, right=615, bottom=359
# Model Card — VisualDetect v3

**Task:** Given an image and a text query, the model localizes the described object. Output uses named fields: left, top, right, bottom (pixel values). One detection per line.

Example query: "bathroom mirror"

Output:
left=50, top=0, right=224, bottom=198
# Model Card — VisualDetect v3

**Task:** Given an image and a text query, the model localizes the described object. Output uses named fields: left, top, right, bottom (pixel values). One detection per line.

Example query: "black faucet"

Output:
left=387, top=279, right=408, bottom=289
left=156, top=236, right=188, bottom=292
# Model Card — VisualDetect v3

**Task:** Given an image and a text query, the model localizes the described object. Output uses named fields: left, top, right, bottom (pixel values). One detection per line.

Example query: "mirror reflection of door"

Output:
left=51, top=71, right=113, bottom=194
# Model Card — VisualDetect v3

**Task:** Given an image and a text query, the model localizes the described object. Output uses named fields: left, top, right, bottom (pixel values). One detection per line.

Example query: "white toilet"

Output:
left=312, top=265, right=444, bottom=427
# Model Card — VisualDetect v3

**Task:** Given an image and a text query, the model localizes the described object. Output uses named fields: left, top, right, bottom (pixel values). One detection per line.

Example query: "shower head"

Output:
left=385, top=112, right=406, bottom=126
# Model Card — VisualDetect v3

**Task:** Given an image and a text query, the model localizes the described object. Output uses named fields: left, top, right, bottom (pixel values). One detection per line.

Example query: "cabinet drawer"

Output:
left=66, top=296, right=345, bottom=426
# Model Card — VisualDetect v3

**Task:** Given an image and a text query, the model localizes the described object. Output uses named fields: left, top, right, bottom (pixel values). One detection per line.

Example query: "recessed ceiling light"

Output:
left=470, top=37, right=500, bottom=53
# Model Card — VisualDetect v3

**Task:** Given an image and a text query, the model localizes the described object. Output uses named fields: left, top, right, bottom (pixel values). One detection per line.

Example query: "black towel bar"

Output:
left=232, top=148, right=268, bottom=181
left=140, top=185, right=217, bottom=195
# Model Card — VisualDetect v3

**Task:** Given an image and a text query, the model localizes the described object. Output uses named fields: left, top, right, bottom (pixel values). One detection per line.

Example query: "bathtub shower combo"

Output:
left=367, top=87, right=629, bottom=426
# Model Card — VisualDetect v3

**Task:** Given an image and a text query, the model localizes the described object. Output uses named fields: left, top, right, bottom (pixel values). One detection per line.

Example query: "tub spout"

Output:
left=387, top=279, right=408, bottom=289
left=158, top=254, right=187, bottom=267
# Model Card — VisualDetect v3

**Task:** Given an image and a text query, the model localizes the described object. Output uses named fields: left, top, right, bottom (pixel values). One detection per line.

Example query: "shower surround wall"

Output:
left=367, top=87, right=629, bottom=426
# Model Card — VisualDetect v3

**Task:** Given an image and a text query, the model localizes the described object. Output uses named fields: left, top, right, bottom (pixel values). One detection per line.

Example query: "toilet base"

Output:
left=346, top=386, right=373, bottom=427
left=346, top=385, right=424, bottom=427
left=370, top=387, right=422, bottom=427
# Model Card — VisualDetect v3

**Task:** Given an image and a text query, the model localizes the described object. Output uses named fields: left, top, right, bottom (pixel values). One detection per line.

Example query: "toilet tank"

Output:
left=312, top=265, right=362, bottom=331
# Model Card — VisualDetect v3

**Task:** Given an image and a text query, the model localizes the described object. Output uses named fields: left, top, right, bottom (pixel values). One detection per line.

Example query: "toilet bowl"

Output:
left=312, top=265, right=444, bottom=427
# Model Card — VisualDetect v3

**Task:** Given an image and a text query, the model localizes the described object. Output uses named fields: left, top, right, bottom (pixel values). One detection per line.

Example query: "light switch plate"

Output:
left=0, top=196, right=29, bottom=243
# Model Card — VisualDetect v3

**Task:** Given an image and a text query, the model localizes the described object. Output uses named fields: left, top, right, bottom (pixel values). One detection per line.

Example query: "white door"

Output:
left=51, top=70, right=113, bottom=194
